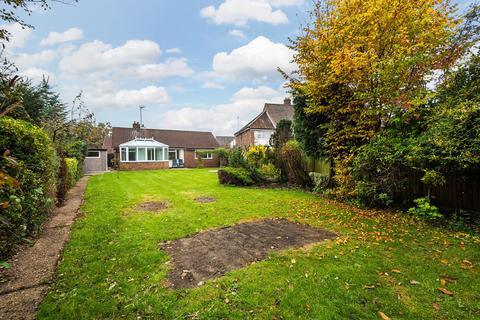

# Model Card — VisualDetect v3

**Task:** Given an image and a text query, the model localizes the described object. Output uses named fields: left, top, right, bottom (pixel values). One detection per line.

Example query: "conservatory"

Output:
left=118, top=138, right=169, bottom=170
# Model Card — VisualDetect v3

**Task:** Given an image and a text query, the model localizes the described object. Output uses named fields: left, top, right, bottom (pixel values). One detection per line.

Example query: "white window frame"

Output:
left=86, top=150, right=100, bottom=158
left=120, top=146, right=168, bottom=162
left=195, top=150, right=213, bottom=160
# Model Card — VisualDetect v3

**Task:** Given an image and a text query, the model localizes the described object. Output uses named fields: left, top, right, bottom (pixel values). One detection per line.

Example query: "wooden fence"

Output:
left=306, top=157, right=480, bottom=213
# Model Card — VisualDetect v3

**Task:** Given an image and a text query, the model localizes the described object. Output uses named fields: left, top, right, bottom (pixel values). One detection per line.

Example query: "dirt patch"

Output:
left=159, top=218, right=336, bottom=288
left=135, top=201, right=169, bottom=212
left=194, top=197, right=216, bottom=203
left=0, top=176, right=89, bottom=320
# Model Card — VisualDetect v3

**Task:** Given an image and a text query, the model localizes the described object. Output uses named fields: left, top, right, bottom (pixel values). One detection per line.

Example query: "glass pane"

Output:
left=163, top=148, right=167, bottom=160
left=169, top=150, right=177, bottom=160
left=87, top=151, right=100, bottom=157
left=155, top=148, right=162, bottom=161
left=147, top=148, right=154, bottom=161
left=121, top=148, right=126, bottom=162
left=128, top=148, right=136, bottom=161
left=137, top=148, right=146, bottom=161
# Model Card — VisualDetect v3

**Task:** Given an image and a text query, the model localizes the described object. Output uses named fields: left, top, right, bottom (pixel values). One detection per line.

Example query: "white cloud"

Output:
left=200, top=0, right=289, bottom=26
left=157, top=85, right=285, bottom=135
left=14, top=49, right=57, bottom=69
left=132, top=58, right=193, bottom=80
left=20, top=67, right=54, bottom=83
left=84, top=82, right=171, bottom=110
left=40, top=27, right=84, bottom=46
left=0, top=23, right=32, bottom=49
left=166, top=47, right=181, bottom=54
left=202, top=81, right=225, bottom=89
left=229, top=29, right=246, bottom=38
left=212, top=36, right=295, bottom=81
left=59, top=39, right=161, bottom=75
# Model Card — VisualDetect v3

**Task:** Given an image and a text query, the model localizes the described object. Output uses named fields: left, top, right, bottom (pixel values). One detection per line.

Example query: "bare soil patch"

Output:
left=135, top=201, right=169, bottom=212
left=194, top=197, right=216, bottom=203
left=159, top=218, right=336, bottom=288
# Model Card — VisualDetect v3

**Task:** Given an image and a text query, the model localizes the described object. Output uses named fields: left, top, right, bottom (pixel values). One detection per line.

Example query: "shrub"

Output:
left=258, top=163, right=280, bottom=182
left=214, top=147, right=229, bottom=167
left=228, top=148, right=248, bottom=168
left=0, top=117, right=59, bottom=258
left=245, top=145, right=268, bottom=168
left=309, top=172, right=329, bottom=193
left=278, top=140, right=310, bottom=186
left=408, top=197, right=443, bottom=220
left=218, top=167, right=253, bottom=186
left=65, top=158, right=79, bottom=188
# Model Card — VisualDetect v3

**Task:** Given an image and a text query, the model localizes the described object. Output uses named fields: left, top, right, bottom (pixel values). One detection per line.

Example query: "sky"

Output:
left=1, top=0, right=475, bottom=135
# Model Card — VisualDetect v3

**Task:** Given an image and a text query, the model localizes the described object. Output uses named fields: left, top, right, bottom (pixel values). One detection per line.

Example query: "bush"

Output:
left=214, top=147, right=229, bottom=167
left=218, top=167, right=253, bottom=186
left=258, top=163, right=280, bottom=182
left=278, top=140, right=310, bottom=186
left=228, top=148, right=248, bottom=168
left=0, top=117, right=59, bottom=258
left=309, top=172, right=329, bottom=193
left=245, top=145, right=267, bottom=167
left=408, top=197, right=443, bottom=220
left=65, top=158, right=79, bottom=188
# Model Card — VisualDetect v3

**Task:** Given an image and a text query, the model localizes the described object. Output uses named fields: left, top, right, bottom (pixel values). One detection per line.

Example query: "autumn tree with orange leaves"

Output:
left=289, top=0, right=467, bottom=199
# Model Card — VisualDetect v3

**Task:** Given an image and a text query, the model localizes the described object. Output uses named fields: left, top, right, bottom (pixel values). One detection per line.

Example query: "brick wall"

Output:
left=184, top=150, right=219, bottom=168
left=234, top=130, right=254, bottom=150
left=119, top=161, right=169, bottom=171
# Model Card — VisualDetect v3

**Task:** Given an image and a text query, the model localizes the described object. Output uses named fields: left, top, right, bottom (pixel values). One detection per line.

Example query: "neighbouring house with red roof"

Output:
left=105, top=122, right=220, bottom=170
left=234, top=98, right=294, bottom=149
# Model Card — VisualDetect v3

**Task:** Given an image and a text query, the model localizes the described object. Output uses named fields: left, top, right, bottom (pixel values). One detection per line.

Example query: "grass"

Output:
left=38, top=169, right=479, bottom=319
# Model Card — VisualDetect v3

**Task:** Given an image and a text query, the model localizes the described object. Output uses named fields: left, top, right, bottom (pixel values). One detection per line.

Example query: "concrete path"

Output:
left=0, top=176, right=89, bottom=320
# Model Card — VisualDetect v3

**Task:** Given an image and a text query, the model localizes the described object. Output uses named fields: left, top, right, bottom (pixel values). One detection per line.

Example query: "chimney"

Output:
left=283, top=97, right=291, bottom=105
left=132, top=121, right=141, bottom=130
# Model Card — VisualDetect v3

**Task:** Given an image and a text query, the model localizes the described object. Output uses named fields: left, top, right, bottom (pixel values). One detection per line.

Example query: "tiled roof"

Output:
left=110, top=127, right=220, bottom=150
left=264, top=103, right=294, bottom=126
left=215, top=136, right=235, bottom=146
left=234, top=102, right=294, bottom=136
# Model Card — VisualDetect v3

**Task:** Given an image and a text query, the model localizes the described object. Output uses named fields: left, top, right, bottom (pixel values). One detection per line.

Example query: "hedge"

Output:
left=65, top=158, right=79, bottom=188
left=218, top=167, right=253, bottom=186
left=0, top=117, right=59, bottom=258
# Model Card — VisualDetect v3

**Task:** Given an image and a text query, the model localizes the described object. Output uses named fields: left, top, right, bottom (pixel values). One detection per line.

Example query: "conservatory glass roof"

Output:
left=119, top=138, right=168, bottom=148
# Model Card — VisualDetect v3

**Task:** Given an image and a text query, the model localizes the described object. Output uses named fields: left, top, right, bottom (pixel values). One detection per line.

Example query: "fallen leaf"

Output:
left=437, top=287, right=454, bottom=296
left=440, top=259, right=449, bottom=265
left=291, top=258, right=296, bottom=264
left=460, top=259, right=474, bottom=270
left=440, top=275, right=457, bottom=284
left=363, top=284, right=378, bottom=289
left=391, top=269, right=401, bottom=273
left=432, top=302, right=440, bottom=311
left=378, top=311, right=391, bottom=320
left=409, top=280, right=420, bottom=285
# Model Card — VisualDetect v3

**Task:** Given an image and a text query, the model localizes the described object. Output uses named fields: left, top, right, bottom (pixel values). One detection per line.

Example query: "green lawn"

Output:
left=38, top=169, right=479, bottom=319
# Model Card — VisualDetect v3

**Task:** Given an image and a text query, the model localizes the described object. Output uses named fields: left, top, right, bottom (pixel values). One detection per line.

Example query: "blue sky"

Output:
left=1, top=0, right=475, bottom=135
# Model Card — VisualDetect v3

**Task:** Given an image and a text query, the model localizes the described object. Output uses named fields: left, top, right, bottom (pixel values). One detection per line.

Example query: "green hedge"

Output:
left=65, top=158, right=79, bottom=188
left=218, top=167, right=253, bottom=186
left=0, top=117, right=59, bottom=258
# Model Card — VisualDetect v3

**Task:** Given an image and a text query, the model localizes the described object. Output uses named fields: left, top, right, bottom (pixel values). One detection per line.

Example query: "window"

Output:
left=137, top=148, right=146, bottom=161
left=195, top=151, right=213, bottom=159
left=87, top=150, right=100, bottom=157
left=155, top=148, right=163, bottom=161
left=169, top=150, right=177, bottom=160
left=128, top=148, right=136, bottom=161
left=254, top=130, right=274, bottom=146
left=120, top=148, right=127, bottom=162
left=147, top=148, right=155, bottom=161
